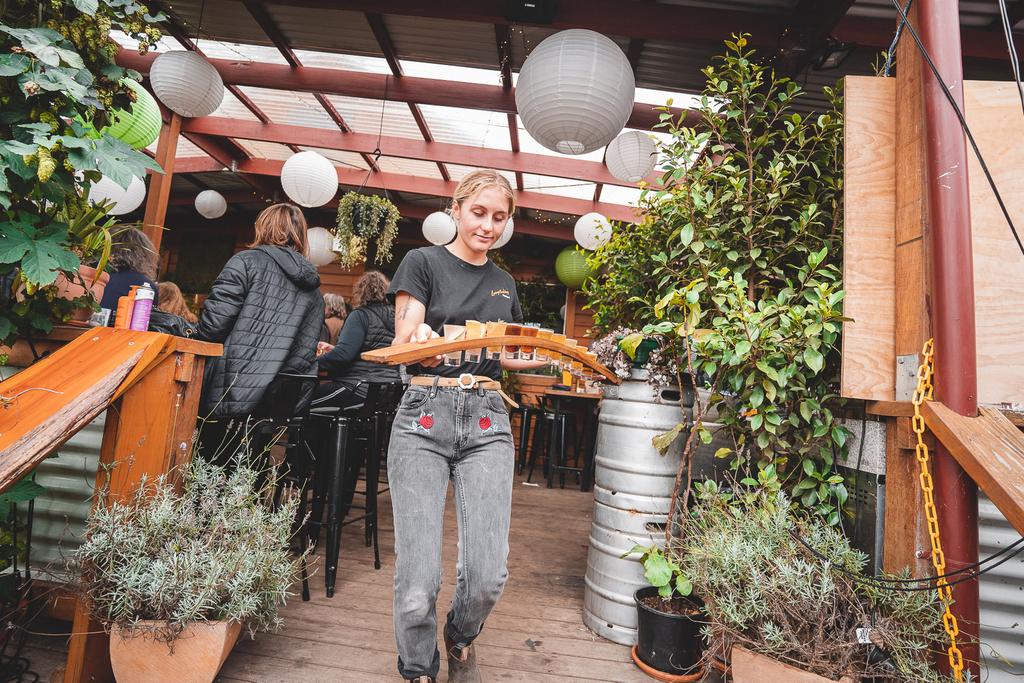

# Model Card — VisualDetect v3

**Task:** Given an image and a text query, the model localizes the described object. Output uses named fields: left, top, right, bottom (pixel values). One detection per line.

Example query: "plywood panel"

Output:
left=842, top=76, right=896, bottom=401
left=963, top=81, right=1024, bottom=406
left=841, top=78, right=1024, bottom=405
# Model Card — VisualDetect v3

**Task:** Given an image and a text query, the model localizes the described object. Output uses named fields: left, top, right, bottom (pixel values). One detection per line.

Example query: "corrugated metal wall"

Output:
left=1, top=366, right=101, bottom=581
left=980, top=494, right=1024, bottom=681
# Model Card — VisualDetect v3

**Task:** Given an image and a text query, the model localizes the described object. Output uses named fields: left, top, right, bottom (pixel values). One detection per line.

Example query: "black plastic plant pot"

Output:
left=634, top=586, right=704, bottom=675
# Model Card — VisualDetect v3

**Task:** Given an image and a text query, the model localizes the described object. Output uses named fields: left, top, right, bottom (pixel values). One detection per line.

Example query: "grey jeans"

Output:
left=387, top=381, right=515, bottom=679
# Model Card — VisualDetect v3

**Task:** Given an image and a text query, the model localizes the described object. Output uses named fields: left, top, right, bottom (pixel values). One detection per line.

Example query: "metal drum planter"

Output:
left=583, top=370, right=689, bottom=645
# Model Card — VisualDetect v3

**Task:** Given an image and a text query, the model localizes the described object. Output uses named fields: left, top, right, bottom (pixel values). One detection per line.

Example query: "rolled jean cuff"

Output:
left=445, top=612, right=482, bottom=648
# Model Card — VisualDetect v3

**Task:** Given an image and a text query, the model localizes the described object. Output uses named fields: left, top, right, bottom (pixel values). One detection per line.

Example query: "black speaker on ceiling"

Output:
left=504, top=0, right=558, bottom=24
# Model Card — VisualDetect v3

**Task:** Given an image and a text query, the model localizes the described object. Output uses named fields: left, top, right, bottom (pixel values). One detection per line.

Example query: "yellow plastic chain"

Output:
left=911, top=338, right=965, bottom=680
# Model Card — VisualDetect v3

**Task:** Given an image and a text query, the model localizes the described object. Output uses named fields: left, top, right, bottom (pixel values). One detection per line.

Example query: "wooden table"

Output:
left=542, top=388, right=602, bottom=490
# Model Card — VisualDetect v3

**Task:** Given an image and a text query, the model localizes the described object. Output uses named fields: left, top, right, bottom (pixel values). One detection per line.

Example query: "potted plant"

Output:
left=0, top=1, right=163, bottom=348
left=333, top=191, right=400, bottom=269
left=72, top=456, right=307, bottom=683
left=675, top=478, right=947, bottom=682
left=624, top=544, right=705, bottom=681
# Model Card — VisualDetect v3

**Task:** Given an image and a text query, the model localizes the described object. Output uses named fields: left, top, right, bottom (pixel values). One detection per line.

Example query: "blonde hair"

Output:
left=323, top=292, right=347, bottom=320
left=352, top=271, right=390, bottom=309
left=249, top=203, right=308, bottom=255
left=451, top=169, right=515, bottom=214
left=156, top=281, right=198, bottom=323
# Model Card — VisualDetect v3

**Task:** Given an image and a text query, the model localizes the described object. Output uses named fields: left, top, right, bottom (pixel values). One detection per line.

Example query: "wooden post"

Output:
left=882, top=1, right=931, bottom=578
left=63, top=339, right=214, bottom=683
left=143, top=113, right=182, bottom=257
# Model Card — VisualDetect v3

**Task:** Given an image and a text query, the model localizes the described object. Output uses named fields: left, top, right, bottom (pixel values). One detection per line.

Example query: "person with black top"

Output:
left=314, top=271, right=400, bottom=410
left=386, top=169, right=542, bottom=683
left=99, top=228, right=159, bottom=323
left=195, top=203, right=324, bottom=461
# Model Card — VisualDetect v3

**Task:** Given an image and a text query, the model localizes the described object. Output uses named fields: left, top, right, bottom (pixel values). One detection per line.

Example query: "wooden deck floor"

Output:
left=23, top=475, right=648, bottom=682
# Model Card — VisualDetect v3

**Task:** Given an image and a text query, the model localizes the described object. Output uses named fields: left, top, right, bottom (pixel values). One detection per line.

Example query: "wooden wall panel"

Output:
left=842, top=76, right=897, bottom=401
left=563, top=289, right=594, bottom=345
left=841, top=77, right=1024, bottom=405
left=963, top=81, right=1024, bottom=406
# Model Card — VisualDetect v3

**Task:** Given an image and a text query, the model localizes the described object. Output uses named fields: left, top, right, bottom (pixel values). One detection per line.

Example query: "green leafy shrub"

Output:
left=0, top=0, right=162, bottom=346
left=334, top=192, right=400, bottom=269
left=73, top=457, right=306, bottom=645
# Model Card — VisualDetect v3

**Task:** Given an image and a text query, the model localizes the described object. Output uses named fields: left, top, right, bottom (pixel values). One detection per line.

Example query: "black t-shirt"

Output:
left=388, top=246, right=522, bottom=380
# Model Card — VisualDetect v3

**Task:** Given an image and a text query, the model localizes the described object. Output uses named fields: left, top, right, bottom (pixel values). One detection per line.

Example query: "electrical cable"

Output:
left=888, top=0, right=1024, bottom=259
left=996, top=0, right=1024, bottom=116
left=788, top=528, right=1024, bottom=592
left=883, top=0, right=913, bottom=77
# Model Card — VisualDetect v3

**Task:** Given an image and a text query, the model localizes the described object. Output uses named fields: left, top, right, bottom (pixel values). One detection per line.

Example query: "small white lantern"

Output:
left=515, top=29, right=635, bottom=155
left=88, top=175, right=146, bottom=215
left=574, top=212, right=612, bottom=250
left=491, top=217, right=514, bottom=249
left=149, top=51, right=225, bottom=118
left=606, top=130, right=658, bottom=182
left=194, top=189, right=227, bottom=219
left=281, top=151, right=338, bottom=208
left=422, top=211, right=457, bottom=245
left=306, top=227, right=336, bottom=267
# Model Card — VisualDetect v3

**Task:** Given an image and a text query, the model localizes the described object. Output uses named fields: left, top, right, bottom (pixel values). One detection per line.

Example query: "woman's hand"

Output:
left=316, top=341, right=334, bottom=357
left=412, top=323, right=443, bottom=367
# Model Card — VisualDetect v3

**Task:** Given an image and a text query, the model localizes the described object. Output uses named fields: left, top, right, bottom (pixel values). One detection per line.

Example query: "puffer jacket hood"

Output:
left=255, top=245, right=320, bottom=290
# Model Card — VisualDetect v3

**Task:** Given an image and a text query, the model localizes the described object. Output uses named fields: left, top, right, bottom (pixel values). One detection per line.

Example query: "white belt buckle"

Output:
left=457, top=373, right=476, bottom=389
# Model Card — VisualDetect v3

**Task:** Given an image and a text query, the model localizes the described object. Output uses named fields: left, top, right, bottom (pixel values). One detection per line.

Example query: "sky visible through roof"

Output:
left=117, top=30, right=704, bottom=210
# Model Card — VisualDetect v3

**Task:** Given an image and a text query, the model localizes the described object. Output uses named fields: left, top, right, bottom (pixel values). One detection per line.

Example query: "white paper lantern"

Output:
left=88, top=175, right=146, bottom=215
left=149, top=51, right=225, bottom=118
left=574, top=212, right=612, bottom=250
left=515, top=29, right=635, bottom=155
left=422, top=211, right=457, bottom=245
left=606, top=130, right=658, bottom=182
left=281, top=151, right=338, bottom=207
left=306, top=227, right=336, bottom=267
left=194, top=189, right=227, bottom=219
left=491, top=217, right=514, bottom=249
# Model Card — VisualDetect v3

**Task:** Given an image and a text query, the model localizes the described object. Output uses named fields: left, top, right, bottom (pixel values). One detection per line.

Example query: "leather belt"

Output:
left=410, top=374, right=519, bottom=409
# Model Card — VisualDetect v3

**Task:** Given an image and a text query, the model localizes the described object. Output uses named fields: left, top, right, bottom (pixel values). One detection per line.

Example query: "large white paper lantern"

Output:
left=88, top=175, right=146, bottom=215
left=307, top=227, right=336, bottom=267
left=574, top=212, right=612, bottom=250
left=422, top=211, right=457, bottom=245
left=194, top=189, right=227, bottom=219
left=516, top=29, right=635, bottom=155
left=606, top=130, right=658, bottom=182
left=491, top=217, right=514, bottom=249
left=149, top=51, right=225, bottom=118
left=281, top=151, right=338, bottom=207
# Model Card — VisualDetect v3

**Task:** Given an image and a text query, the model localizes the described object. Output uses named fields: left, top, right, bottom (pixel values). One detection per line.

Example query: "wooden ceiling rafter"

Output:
left=179, top=116, right=660, bottom=187
left=117, top=49, right=696, bottom=131
left=365, top=12, right=450, bottom=182
left=172, top=156, right=637, bottom=222
left=494, top=24, right=524, bottom=191
left=241, top=0, right=380, bottom=173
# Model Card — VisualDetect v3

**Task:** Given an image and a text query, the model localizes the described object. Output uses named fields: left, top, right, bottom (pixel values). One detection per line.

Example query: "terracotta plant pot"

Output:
left=730, top=645, right=856, bottom=683
left=109, top=620, right=242, bottom=683
left=53, top=265, right=109, bottom=321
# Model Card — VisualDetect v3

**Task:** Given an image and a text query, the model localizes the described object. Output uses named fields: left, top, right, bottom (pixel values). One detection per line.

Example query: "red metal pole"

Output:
left=917, top=0, right=980, bottom=677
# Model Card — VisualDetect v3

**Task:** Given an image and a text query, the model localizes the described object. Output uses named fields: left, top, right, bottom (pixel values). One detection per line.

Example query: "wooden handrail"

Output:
left=361, top=335, right=620, bottom=384
left=0, top=328, right=220, bottom=494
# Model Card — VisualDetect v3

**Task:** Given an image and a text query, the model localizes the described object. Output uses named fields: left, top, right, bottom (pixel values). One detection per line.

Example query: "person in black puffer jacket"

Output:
left=196, top=203, right=324, bottom=459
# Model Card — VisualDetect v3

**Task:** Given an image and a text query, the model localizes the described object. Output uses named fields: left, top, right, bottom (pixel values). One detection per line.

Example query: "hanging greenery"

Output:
left=333, top=191, right=400, bottom=269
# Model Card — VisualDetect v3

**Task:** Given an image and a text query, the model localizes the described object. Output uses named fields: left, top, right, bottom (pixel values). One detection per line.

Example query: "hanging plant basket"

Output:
left=334, top=192, right=400, bottom=269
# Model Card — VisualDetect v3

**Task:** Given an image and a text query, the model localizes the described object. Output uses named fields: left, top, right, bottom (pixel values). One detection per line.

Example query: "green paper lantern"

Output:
left=99, top=80, right=162, bottom=149
left=555, top=246, right=595, bottom=289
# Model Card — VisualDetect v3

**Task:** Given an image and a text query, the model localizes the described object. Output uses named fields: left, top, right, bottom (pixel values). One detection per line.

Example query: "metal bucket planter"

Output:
left=583, top=370, right=690, bottom=645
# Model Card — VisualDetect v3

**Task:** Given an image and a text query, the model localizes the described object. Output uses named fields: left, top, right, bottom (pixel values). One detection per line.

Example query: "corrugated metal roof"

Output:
left=234, top=139, right=294, bottom=160
left=374, top=156, right=445, bottom=179
left=299, top=146, right=370, bottom=171
left=384, top=14, right=500, bottom=69
left=236, top=86, right=339, bottom=129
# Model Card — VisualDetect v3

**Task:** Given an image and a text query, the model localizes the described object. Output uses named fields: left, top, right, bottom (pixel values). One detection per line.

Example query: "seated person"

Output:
left=314, top=271, right=400, bottom=410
